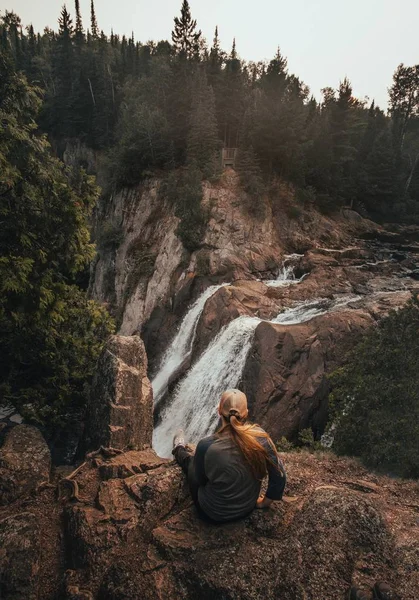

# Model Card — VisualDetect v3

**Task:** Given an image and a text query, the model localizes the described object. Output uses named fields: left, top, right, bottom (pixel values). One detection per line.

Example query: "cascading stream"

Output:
left=151, top=284, right=226, bottom=405
left=265, top=254, right=306, bottom=287
left=153, top=315, right=260, bottom=457
left=153, top=294, right=361, bottom=457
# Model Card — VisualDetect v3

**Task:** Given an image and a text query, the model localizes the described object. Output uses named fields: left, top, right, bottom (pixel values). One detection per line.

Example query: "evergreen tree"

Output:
left=46, top=5, right=75, bottom=137
left=74, top=0, right=84, bottom=44
left=329, top=78, right=362, bottom=206
left=0, top=49, right=113, bottom=429
left=90, top=0, right=98, bottom=39
left=187, top=71, right=220, bottom=173
left=171, top=0, right=201, bottom=60
left=236, top=145, right=265, bottom=217
left=218, top=38, right=246, bottom=147
left=361, top=129, right=398, bottom=215
left=207, top=25, right=225, bottom=88
left=329, top=299, right=419, bottom=478
left=389, top=64, right=419, bottom=154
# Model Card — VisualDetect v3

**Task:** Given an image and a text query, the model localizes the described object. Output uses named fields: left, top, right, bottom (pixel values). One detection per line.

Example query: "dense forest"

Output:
left=1, top=0, right=419, bottom=466
left=1, top=0, right=419, bottom=222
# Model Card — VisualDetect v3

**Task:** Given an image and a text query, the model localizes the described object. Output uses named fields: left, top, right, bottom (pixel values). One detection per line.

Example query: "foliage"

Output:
left=161, top=166, right=208, bottom=252
left=285, top=205, right=303, bottom=220
left=298, top=428, right=323, bottom=451
left=97, top=220, right=124, bottom=251
left=275, top=430, right=323, bottom=453
left=328, top=298, right=419, bottom=478
left=1, top=4, right=419, bottom=222
left=171, top=0, right=201, bottom=60
left=187, top=70, right=221, bottom=174
left=0, top=48, right=114, bottom=429
left=236, top=146, right=266, bottom=218
left=276, top=436, right=295, bottom=453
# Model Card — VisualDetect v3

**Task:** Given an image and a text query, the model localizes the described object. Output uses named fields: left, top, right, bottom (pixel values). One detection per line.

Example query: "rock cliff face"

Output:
left=90, top=171, right=378, bottom=368
left=0, top=344, right=417, bottom=600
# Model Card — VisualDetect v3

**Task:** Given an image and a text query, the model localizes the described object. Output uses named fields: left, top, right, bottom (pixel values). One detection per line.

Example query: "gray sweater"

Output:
left=194, top=430, right=286, bottom=522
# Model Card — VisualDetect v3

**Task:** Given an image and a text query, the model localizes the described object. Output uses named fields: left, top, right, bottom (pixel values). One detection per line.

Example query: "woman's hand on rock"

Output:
left=256, top=495, right=273, bottom=509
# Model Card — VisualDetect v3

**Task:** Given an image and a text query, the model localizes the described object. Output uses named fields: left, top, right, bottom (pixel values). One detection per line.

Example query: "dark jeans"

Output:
left=173, top=445, right=218, bottom=524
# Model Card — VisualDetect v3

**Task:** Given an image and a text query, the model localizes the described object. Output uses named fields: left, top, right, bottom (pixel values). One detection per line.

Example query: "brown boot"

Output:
left=373, top=582, right=400, bottom=600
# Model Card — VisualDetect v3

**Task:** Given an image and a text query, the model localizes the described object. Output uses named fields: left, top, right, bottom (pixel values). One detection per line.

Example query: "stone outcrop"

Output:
left=2, top=448, right=415, bottom=600
left=191, top=280, right=282, bottom=359
left=0, top=512, right=41, bottom=600
left=89, top=171, right=379, bottom=361
left=0, top=339, right=417, bottom=600
left=82, top=335, right=153, bottom=453
left=243, top=309, right=375, bottom=441
left=0, top=425, right=51, bottom=505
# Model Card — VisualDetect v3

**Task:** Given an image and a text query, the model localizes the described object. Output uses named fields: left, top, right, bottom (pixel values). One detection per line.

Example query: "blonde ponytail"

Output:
left=218, top=414, right=277, bottom=480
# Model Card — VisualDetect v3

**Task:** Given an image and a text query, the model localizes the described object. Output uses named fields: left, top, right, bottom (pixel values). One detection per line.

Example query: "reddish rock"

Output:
left=243, top=309, right=375, bottom=441
left=82, top=335, right=153, bottom=453
left=124, top=465, right=188, bottom=532
left=0, top=512, right=41, bottom=600
left=0, top=425, right=50, bottom=505
left=98, top=449, right=171, bottom=481
left=192, top=281, right=281, bottom=359
left=65, top=505, right=120, bottom=569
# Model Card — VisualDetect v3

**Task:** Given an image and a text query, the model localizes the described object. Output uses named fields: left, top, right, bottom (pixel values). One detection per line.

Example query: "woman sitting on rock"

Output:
left=172, top=389, right=286, bottom=523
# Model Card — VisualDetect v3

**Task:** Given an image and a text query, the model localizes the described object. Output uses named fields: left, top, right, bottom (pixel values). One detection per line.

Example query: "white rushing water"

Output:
left=265, top=254, right=306, bottom=288
left=153, top=315, right=260, bottom=457
left=272, top=295, right=361, bottom=325
left=151, top=284, right=226, bottom=405
left=153, top=294, right=362, bottom=457
left=272, top=299, right=329, bottom=324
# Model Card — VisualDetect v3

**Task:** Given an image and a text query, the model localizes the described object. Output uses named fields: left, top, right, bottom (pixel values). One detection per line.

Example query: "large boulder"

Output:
left=0, top=512, right=41, bottom=600
left=82, top=335, right=153, bottom=452
left=0, top=444, right=416, bottom=599
left=243, top=309, right=375, bottom=441
left=192, top=281, right=281, bottom=360
left=0, top=425, right=50, bottom=505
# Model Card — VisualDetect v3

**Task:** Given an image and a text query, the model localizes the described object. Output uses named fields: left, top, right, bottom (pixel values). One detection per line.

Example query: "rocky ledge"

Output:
left=0, top=335, right=418, bottom=600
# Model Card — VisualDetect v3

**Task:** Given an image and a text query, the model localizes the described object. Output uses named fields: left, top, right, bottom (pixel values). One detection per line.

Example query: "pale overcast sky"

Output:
left=3, top=0, right=419, bottom=109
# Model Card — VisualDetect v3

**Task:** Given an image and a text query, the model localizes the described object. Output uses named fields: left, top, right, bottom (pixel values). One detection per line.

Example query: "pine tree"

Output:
left=360, top=129, right=398, bottom=215
left=90, top=0, right=98, bottom=39
left=46, top=5, right=75, bottom=137
left=236, top=145, right=265, bottom=217
left=261, top=47, right=287, bottom=98
left=74, top=0, right=84, bottom=43
left=329, top=78, right=361, bottom=205
left=218, top=38, right=245, bottom=147
left=171, top=0, right=201, bottom=60
left=187, top=71, right=220, bottom=173
left=389, top=64, right=419, bottom=154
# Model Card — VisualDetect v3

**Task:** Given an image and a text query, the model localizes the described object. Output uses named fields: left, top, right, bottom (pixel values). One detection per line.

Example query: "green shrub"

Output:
left=329, top=298, right=419, bottom=478
left=285, top=205, right=303, bottom=220
left=276, top=436, right=295, bottom=453
left=97, top=221, right=124, bottom=251
left=161, top=166, right=208, bottom=252
left=123, top=240, right=157, bottom=304
left=298, top=428, right=322, bottom=451
left=0, top=56, right=114, bottom=431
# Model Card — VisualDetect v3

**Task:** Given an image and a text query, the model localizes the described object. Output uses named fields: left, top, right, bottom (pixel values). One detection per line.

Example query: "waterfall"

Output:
left=153, top=316, right=260, bottom=457
left=273, top=295, right=361, bottom=325
left=151, top=284, right=226, bottom=405
left=153, top=294, right=362, bottom=457
left=272, top=299, right=329, bottom=324
left=265, top=254, right=306, bottom=288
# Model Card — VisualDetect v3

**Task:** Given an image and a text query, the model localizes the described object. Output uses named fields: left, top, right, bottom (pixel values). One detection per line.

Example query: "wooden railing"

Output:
left=222, top=147, right=237, bottom=168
